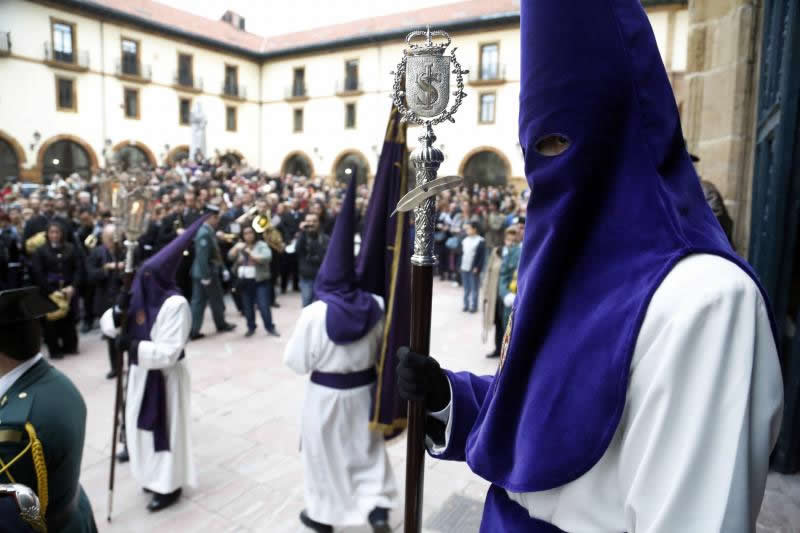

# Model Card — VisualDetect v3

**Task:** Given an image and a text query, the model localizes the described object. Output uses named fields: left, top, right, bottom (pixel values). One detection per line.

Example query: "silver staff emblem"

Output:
left=391, top=27, right=468, bottom=265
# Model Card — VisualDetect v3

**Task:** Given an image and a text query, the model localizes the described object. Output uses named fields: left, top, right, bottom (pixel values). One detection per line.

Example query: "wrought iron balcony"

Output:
left=0, top=32, right=10, bottom=56
left=335, top=78, right=363, bottom=95
left=43, top=42, right=89, bottom=71
left=285, top=83, right=308, bottom=101
left=222, top=82, right=246, bottom=100
left=173, top=73, right=203, bottom=93
left=468, top=64, right=507, bottom=85
left=115, top=60, right=152, bottom=82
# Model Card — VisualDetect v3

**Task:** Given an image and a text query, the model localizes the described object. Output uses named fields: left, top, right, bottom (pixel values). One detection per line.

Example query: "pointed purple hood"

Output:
left=455, top=0, right=775, bottom=493
left=127, top=213, right=208, bottom=340
left=314, top=177, right=382, bottom=344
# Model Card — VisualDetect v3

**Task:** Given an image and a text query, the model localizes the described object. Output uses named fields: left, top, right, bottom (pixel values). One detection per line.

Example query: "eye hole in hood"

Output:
left=534, top=134, right=571, bottom=157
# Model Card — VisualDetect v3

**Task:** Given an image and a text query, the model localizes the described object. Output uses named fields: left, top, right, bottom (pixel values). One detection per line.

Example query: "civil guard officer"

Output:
left=0, top=287, right=97, bottom=532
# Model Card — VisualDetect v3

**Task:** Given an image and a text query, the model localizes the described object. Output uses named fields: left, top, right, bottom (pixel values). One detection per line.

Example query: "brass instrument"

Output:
left=234, top=206, right=258, bottom=226
left=252, top=214, right=271, bottom=234
left=84, top=233, right=98, bottom=249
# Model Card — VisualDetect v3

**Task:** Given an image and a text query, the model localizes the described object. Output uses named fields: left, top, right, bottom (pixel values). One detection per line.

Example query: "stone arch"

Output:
left=331, top=149, right=371, bottom=185
left=0, top=130, right=26, bottom=183
left=458, top=146, right=512, bottom=187
left=111, top=140, right=157, bottom=168
left=37, top=134, right=98, bottom=172
left=281, top=150, right=315, bottom=178
left=166, top=144, right=190, bottom=165
left=36, top=134, right=99, bottom=182
left=218, top=148, right=245, bottom=167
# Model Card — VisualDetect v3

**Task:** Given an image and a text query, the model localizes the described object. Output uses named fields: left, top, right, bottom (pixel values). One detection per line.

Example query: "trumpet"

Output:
left=84, top=233, right=98, bottom=249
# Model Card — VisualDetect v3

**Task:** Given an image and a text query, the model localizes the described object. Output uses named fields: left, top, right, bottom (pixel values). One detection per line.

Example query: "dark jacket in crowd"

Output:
left=86, top=244, right=124, bottom=316
left=138, top=220, right=162, bottom=259
left=296, top=230, right=329, bottom=280
left=279, top=210, right=303, bottom=244
left=30, top=242, right=84, bottom=293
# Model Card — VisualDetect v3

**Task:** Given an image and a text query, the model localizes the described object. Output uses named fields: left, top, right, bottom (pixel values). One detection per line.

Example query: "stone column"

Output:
left=684, top=0, right=762, bottom=254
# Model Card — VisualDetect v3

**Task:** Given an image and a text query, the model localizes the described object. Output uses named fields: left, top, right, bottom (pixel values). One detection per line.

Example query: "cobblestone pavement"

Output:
left=48, top=280, right=798, bottom=532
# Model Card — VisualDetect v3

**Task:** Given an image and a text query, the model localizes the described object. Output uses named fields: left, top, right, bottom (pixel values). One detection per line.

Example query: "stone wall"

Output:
left=684, top=0, right=762, bottom=254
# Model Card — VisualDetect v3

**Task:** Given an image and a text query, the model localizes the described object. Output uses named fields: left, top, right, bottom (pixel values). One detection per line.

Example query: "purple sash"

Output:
left=134, top=350, right=185, bottom=452
left=480, top=485, right=565, bottom=532
left=309, top=367, right=376, bottom=390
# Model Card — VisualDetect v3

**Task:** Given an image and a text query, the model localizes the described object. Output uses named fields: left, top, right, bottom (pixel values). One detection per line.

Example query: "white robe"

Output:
left=431, top=254, right=784, bottom=532
left=283, top=296, right=399, bottom=527
left=101, top=295, right=197, bottom=494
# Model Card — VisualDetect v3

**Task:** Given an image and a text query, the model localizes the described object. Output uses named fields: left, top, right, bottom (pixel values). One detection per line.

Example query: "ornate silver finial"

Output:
left=392, top=28, right=468, bottom=126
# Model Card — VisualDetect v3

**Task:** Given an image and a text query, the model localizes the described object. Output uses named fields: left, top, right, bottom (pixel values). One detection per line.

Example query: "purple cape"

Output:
left=126, top=213, right=208, bottom=452
left=447, top=0, right=776, bottom=496
left=314, top=177, right=382, bottom=345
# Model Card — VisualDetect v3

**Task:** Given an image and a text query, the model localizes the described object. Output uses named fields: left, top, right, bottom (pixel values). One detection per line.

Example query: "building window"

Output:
left=292, top=67, right=306, bottom=97
left=479, top=43, right=499, bottom=80
left=121, top=38, right=139, bottom=76
left=179, top=98, right=191, bottom=125
left=344, top=59, right=359, bottom=91
left=479, top=92, right=496, bottom=124
left=55, top=77, right=75, bottom=111
left=293, top=108, right=303, bottom=133
left=177, top=53, right=193, bottom=86
left=224, top=64, right=238, bottom=96
left=226, top=106, right=237, bottom=132
left=51, top=20, right=75, bottom=63
left=124, top=88, right=139, bottom=119
left=345, top=103, right=356, bottom=129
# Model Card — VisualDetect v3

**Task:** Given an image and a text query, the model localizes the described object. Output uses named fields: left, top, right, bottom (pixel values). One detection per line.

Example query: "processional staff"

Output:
left=390, top=27, right=468, bottom=533
left=105, top=170, right=152, bottom=522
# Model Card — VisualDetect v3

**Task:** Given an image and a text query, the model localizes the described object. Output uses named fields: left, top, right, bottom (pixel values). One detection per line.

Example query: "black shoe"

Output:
left=266, top=328, right=280, bottom=337
left=245, top=329, right=255, bottom=338
left=117, top=448, right=129, bottom=463
left=486, top=351, right=500, bottom=359
left=470, top=308, right=477, bottom=314
left=189, top=332, right=205, bottom=341
left=368, top=507, right=391, bottom=533
left=146, top=488, right=182, bottom=512
left=218, top=323, right=237, bottom=333
left=271, top=302, right=280, bottom=308
left=50, top=351, right=64, bottom=360
left=299, top=510, right=332, bottom=533
left=106, top=370, right=118, bottom=380
left=142, top=487, right=154, bottom=494
left=462, top=307, right=468, bottom=312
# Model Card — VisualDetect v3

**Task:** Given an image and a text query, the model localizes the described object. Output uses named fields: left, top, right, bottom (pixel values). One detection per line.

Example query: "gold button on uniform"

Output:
left=18, top=392, right=27, bottom=399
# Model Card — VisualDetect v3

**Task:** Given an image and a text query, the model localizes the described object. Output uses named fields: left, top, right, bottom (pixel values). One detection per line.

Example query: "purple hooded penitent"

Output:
left=126, top=212, right=208, bottom=452
left=314, top=177, right=382, bottom=345
left=434, top=0, right=775, bottom=513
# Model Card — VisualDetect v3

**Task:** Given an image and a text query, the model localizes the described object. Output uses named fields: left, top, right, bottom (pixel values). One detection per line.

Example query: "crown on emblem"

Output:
left=406, top=26, right=451, bottom=56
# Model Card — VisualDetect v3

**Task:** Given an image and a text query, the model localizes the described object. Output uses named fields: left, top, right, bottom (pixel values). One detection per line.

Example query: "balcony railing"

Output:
left=335, top=79, right=363, bottom=95
left=0, top=32, right=10, bottom=56
left=468, top=64, right=507, bottom=85
left=173, top=73, right=203, bottom=92
left=285, top=84, right=308, bottom=100
left=43, top=42, right=89, bottom=71
left=222, top=82, right=246, bottom=100
left=115, top=60, right=152, bottom=82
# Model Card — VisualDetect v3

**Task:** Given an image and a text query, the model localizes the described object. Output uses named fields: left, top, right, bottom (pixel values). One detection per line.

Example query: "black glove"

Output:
left=114, top=335, right=139, bottom=365
left=112, top=292, right=132, bottom=327
left=396, top=347, right=451, bottom=412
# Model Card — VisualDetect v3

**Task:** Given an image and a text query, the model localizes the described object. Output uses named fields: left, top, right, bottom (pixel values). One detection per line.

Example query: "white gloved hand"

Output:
left=201, top=278, right=211, bottom=286
left=222, top=269, right=231, bottom=282
left=503, top=293, right=516, bottom=308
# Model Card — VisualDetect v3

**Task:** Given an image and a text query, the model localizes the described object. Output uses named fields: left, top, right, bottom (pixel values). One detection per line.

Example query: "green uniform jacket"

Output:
left=191, top=223, right=223, bottom=280
left=498, top=244, right=521, bottom=328
left=0, top=358, right=97, bottom=533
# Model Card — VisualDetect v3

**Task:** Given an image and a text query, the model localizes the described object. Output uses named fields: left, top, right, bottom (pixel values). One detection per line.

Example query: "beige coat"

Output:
left=481, top=246, right=503, bottom=343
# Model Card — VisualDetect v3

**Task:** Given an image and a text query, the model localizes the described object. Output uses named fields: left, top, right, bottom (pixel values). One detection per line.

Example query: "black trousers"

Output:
left=280, top=253, right=299, bottom=292
left=493, top=298, right=505, bottom=356
left=42, top=310, right=78, bottom=355
left=106, top=337, right=119, bottom=373
left=80, top=284, right=95, bottom=326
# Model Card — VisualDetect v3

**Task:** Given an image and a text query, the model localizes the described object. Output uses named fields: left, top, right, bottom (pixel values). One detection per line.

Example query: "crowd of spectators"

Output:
left=0, top=153, right=530, bottom=363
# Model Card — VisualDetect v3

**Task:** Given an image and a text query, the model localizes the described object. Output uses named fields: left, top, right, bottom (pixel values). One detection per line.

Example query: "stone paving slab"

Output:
left=39, top=279, right=799, bottom=531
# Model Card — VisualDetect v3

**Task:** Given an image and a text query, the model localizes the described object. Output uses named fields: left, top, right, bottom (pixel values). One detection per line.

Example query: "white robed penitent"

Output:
left=101, top=295, right=197, bottom=494
left=284, top=295, right=399, bottom=527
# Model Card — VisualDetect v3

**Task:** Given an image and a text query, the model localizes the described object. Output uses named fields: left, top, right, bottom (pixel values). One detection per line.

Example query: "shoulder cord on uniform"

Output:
left=0, top=423, right=49, bottom=529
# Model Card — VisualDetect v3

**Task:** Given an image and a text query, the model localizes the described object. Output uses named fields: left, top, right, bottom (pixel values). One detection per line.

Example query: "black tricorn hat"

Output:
left=0, top=287, right=58, bottom=326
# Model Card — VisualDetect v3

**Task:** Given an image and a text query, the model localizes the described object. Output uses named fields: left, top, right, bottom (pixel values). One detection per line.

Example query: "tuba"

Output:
left=251, top=214, right=270, bottom=234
